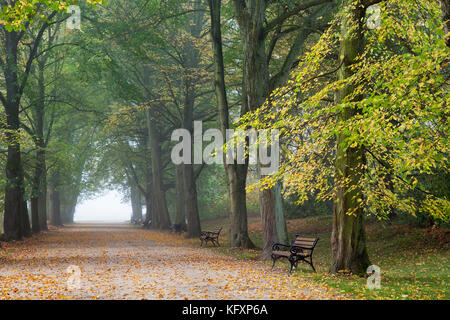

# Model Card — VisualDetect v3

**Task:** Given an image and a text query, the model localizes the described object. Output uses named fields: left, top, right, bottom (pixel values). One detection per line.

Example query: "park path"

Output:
left=0, top=223, right=345, bottom=300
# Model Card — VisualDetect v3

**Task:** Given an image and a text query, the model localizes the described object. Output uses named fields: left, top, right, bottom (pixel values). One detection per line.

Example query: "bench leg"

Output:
left=288, top=257, right=297, bottom=274
left=309, top=256, right=316, bottom=272
left=300, top=256, right=316, bottom=272
left=271, top=257, right=277, bottom=269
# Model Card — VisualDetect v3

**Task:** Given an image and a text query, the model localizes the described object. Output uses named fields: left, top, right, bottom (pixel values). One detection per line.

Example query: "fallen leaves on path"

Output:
left=0, top=223, right=348, bottom=300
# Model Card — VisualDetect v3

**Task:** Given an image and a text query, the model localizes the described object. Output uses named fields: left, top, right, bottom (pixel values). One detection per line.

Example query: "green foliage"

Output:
left=197, top=164, right=229, bottom=219
left=0, top=0, right=104, bottom=31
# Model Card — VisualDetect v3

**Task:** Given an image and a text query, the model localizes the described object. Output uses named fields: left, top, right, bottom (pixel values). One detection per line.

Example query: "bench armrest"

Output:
left=290, top=246, right=305, bottom=255
left=272, top=243, right=290, bottom=251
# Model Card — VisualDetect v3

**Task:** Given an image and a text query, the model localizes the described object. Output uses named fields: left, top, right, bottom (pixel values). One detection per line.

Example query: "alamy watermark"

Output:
left=66, top=265, right=81, bottom=290
left=67, top=5, right=81, bottom=30
left=170, top=121, right=280, bottom=175
left=366, top=265, right=381, bottom=290
left=366, top=4, right=381, bottom=30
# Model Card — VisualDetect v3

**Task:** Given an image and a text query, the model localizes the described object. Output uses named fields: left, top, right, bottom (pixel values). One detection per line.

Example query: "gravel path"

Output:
left=0, top=223, right=345, bottom=300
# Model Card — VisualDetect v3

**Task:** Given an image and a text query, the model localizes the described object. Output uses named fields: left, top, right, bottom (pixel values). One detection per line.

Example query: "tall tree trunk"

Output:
left=183, top=162, right=202, bottom=237
left=37, top=60, right=48, bottom=231
left=174, top=164, right=187, bottom=230
left=60, top=185, right=79, bottom=224
left=260, top=186, right=278, bottom=258
left=143, top=167, right=153, bottom=228
left=209, top=0, right=254, bottom=248
left=130, top=183, right=143, bottom=222
left=182, top=62, right=201, bottom=238
left=31, top=196, right=40, bottom=233
left=49, top=179, right=62, bottom=226
left=274, top=183, right=288, bottom=245
left=180, top=0, right=204, bottom=238
left=38, top=164, right=48, bottom=230
left=146, top=109, right=171, bottom=229
left=232, top=0, right=277, bottom=257
left=330, top=0, right=371, bottom=275
left=2, top=30, right=31, bottom=240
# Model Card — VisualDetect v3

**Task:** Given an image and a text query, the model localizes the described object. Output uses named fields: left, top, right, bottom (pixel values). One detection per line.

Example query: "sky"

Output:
left=74, top=190, right=131, bottom=222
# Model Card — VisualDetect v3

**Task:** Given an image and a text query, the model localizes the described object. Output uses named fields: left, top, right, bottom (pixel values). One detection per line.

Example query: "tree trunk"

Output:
left=146, top=109, right=171, bottom=229
left=143, top=168, right=153, bottom=228
left=182, top=65, right=201, bottom=238
left=37, top=60, right=48, bottom=231
left=175, top=165, right=187, bottom=230
left=179, top=1, right=204, bottom=238
left=274, top=183, right=288, bottom=245
left=60, top=185, right=79, bottom=224
left=31, top=196, right=40, bottom=233
left=183, top=163, right=202, bottom=237
left=38, top=168, right=48, bottom=230
left=260, top=183, right=278, bottom=259
left=232, top=0, right=277, bottom=257
left=143, top=193, right=153, bottom=229
left=130, top=183, right=143, bottom=222
left=49, top=180, right=62, bottom=226
left=2, top=30, right=31, bottom=240
left=330, top=0, right=371, bottom=275
left=209, top=0, right=254, bottom=248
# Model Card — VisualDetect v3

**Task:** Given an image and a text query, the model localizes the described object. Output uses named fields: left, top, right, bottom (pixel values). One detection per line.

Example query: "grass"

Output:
left=197, top=213, right=449, bottom=300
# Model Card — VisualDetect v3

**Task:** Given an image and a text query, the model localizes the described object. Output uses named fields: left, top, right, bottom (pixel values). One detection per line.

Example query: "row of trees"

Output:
left=1, top=0, right=448, bottom=275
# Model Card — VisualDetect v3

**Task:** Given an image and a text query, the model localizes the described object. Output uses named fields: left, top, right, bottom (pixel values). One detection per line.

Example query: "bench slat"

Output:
left=272, top=250, right=291, bottom=257
left=295, top=237, right=316, bottom=242
left=293, top=240, right=316, bottom=246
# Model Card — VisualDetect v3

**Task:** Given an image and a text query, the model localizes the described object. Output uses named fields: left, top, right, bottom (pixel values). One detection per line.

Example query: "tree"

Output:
left=208, top=0, right=254, bottom=247
left=330, top=0, right=376, bottom=275
left=231, top=0, right=335, bottom=258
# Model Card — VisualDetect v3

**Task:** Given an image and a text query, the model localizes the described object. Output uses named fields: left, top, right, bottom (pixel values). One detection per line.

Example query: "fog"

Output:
left=74, top=191, right=131, bottom=222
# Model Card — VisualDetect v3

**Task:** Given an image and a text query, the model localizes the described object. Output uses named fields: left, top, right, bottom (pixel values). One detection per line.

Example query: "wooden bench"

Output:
left=271, top=234, right=319, bottom=273
left=200, top=227, right=222, bottom=247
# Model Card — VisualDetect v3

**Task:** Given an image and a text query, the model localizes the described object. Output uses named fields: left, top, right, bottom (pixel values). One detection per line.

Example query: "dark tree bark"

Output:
left=2, top=30, right=31, bottom=240
left=143, top=165, right=154, bottom=228
left=183, top=161, right=202, bottom=237
left=30, top=62, right=48, bottom=232
left=31, top=197, right=40, bottom=233
left=49, top=177, right=62, bottom=226
left=180, top=0, right=205, bottom=238
left=174, top=164, right=187, bottom=230
left=147, top=109, right=171, bottom=229
left=208, top=0, right=254, bottom=248
left=130, top=183, right=143, bottom=222
left=35, top=59, right=48, bottom=231
left=330, top=0, right=373, bottom=275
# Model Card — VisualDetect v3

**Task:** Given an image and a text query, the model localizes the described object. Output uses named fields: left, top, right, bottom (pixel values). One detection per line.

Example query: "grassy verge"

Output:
left=197, top=214, right=449, bottom=300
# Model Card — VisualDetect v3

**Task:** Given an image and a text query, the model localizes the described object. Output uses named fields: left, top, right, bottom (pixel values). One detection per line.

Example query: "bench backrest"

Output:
left=213, top=227, right=222, bottom=234
left=291, top=235, right=319, bottom=250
